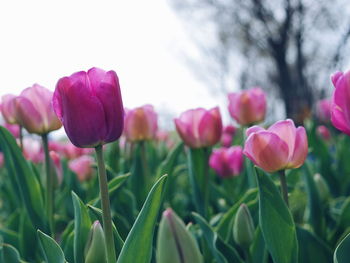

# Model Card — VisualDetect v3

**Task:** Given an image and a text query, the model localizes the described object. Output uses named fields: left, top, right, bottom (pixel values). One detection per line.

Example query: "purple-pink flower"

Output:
left=228, top=87, right=266, bottom=126
left=221, top=125, right=236, bottom=147
left=174, top=107, right=222, bottom=148
left=317, top=99, right=331, bottom=122
left=124, top=105, right=158, bottom=142
left=316, top=125, right=331, bottom=141
left=330, top=71, right=350, bottom=136
left=209, top=146, right=244, bottom=177
left=53, top=67, right=124, bottom=148
left=1, top=94, right=19, bottom=124
left=243, top=119, right=308, bottom=173
left=68, top=155, right=95, bottom=182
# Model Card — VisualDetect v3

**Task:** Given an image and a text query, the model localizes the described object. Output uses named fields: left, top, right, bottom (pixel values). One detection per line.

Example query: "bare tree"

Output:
left=170, top=0, right=350, bottom=123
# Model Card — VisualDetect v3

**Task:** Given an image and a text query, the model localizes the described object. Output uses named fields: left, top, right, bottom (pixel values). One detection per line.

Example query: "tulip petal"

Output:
left=246, top=125, right=265, bottom=137
left=244, top=131, right=289, bottom=173
left=288, top=127, right=308, bottom=168
left=331, top=71, right=343, bottom=87
left=332, top=72, right=350, bottom=128
left=198, top=107, right=222, bottom=147
left=15, top=97, right=43, bottom=134
left=55, top=75, right=107, bottom=147
left=174, top=118, right=198, bottom=148
left=268, top=119, right=296, bottom=158
left=331, top=105, right=350, bottom=135
left=1, top=94, right=18, bottom=124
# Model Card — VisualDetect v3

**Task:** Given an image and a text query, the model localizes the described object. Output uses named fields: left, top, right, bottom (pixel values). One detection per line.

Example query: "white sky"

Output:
left=0, top=0, right=228, bottom=130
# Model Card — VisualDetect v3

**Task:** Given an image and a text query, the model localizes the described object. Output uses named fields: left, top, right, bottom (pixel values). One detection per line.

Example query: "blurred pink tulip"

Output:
left=14, top=84, right=62, bottom=135
left=317, top=99, right=331, bottom=122
left=228, top=87, right=266, bottom=126
left=68, top=155, right=95, bottom=181
left=0, top=153, right=4, bottom=167
left=221, top=125, right=236, bottom=147
left=53, top=67, right=124, bottom=148
left=243, top=119, right=308, bottom=173
left=23, top=138, right=44, bottom=163
left=331, top=71, right=350, bottom=136
left=62, top=142, right=93, bottom=159
left=124, top=105, right=158, bottom=142
left=50, top=151, right=63, bottom=186
left=4, top=123, right=20, bottom=138
left=174, top=107, right=223, bottom=148
left=209, top=146, right=244, bottom=177
left=1, top=94, right=19, bottom=124
left=316, top=125, right=331, bottom=141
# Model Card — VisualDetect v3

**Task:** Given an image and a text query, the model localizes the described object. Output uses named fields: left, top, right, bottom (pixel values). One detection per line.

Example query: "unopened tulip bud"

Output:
left=84, top=221, right=107, bottom=263
left=314, top=173, right=330, bottom=202
left=233, top=204, right=255, bottom=249
left=156, top=208, right=203, bottom=263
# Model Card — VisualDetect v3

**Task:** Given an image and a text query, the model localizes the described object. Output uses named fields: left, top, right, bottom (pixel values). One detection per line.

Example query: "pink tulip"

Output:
left=316, top=125, right=331, bottom=141
left=14, top=84, right=62, bottom=135
left=228, top=87, right=266, bottom=126
left=221, top=125, right=236, bottom=147
left=124, top=105, right=158, bottom=142
left=50, top=151, right=63, bottom=186
left=1, top=94, right=19, bottom=124
left=53, top=67, right=124, bottom=148
left=0, top=153, right=4, bottom=167
left=62, top=142, right=93, bottom=159
left=330, top=71, right=350, bottom=136
left=4, top=123, right=20, bottom=138
left=209, top=146, right=244, bottom=177
left=174, top=107, right=223, bottom=148
left=68, top=155, right=95, bottom=181
left=243, top=119, right=308, bottom=173
left=23, top=138, right=44, bottom=163
left=317, top=99, right=331, bottom=122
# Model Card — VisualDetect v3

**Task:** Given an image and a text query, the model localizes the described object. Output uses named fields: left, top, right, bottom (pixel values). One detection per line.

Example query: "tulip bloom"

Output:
left=1, top=94, right=19, bottom=124
left=53, top=67, right=124, bottom=148
left=330, top=71, right=350, bottom=136
left=316, top=125, right=331, bottom=141
left=228, top=87, right=266, bottom=126
left=124, top=105, right=158, bottom=142
left=174, top=107, right=222, bottom=148
left=68, top=155, right=95, bottom=181
left=50, top=151, right=63, bottom=186
left=23, top=138, right=44, bottom=163
left=317, top=99, right=331, bottom=122
left=4, top=123, right=20, bottom=138
left=243, top=119, right=308, bottom=173
left=221, top=125, right=236, bottom=147
left=209, top=146, right=243, bottom=177
left=14, top=84, right=62, bottom=135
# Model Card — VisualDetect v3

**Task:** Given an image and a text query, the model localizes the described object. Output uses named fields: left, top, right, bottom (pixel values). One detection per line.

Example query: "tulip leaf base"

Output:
left=255, top=167, right=298, bottom=263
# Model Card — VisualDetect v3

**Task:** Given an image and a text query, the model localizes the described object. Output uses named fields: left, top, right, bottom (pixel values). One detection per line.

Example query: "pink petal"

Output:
left=332, top=71, right=350, bottom=128
left=174, top=118, right=198, bottom=148
left=198, top=107, right=222, bottom=147
left=268, top=119, right=296, bottom=159
left=15, top=97, right=44, bottom=134
left=331, top=71, right=343, bottom=87
left=246, top=125, right=265, bottom=137
left=288, top=127, right=308, bottom=168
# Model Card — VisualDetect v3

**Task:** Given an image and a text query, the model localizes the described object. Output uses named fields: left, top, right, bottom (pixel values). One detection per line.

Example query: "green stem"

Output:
left=19, top=125, right=23, bottom=152
left=95, top=145, right=116, bottom=263
left=140, top=141, right=149, bottom=180
left=42, top=134, right=54, bottom=236
left=279, top=170, right=289, bottom=207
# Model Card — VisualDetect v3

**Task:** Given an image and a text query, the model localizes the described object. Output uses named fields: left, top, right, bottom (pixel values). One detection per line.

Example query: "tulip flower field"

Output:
left=1, top=68, right=350, bottom=263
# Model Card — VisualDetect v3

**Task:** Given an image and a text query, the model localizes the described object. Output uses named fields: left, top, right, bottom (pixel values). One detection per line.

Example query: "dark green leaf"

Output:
left=38, top=230, right=66, bottom=263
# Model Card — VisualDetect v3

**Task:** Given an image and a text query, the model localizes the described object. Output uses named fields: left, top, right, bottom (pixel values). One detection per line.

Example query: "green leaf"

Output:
left=0, top=228, right=19, bottom=249
left=250, top=226, right=268, bottom=263
left=87, top=205, right=124, bottom=257
left=334, top=232, right=350, bottom=263
left=0, top=126, right=46, bottom=231
left=192, top=213, right=243, bottom=263
left=216, top=188, right=258, bottom=241
left=255, top=168, right=298, bottom=263
left=37, top=230, right=66, bottom=263
left=72, top=191, right=92, bottom=263
left=296, top=227, right=332, bottom=263
left=0, top=243, right=21, bottom=263
left=117, top=174, right=168, bottom=263
left=89, top=173, right=130, bottom=206
left=303, top=164, right=325, bottom=238
left=156, top=142, right=183, bottom=179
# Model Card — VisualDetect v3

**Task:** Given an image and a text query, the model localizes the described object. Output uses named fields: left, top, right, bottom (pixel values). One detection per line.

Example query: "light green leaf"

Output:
left=37, top=230, right=66, bottom=263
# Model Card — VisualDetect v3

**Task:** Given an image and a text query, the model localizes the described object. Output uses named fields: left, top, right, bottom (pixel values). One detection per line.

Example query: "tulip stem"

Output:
left=42, top=134, right=54, bottom=236
left=279, top=170, right=289, bottom=207
left=95, top=145, right=116, bottom=263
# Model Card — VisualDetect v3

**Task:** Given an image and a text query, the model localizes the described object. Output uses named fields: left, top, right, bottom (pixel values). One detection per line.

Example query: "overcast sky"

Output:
left=0, top=0, right=232, bottom=130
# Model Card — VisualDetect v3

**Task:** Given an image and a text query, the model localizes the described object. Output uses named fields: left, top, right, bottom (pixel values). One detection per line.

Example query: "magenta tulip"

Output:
left=316, top=125, right=331, bottom=141
left=317, top=99, right=331, bottom=122
left=209, top=146, right=244, bottom=177
left=243, top=119, right=308, bottom=173
left=174, top=107, right=223, bottom=148
left=68, top=155, right=95, bottom=182
left=53, top=67, right=124, bottom=148
left=228, top=87, right=266, bottom=126
left=221, top=125, right=236, bottom=147
left=330, top=71, right=350, bottom=136
left=124, top=104, right=158, bottom=142
left=14, top=84, right=62, bottom=135
left=1, top=94, right=19, bottom=124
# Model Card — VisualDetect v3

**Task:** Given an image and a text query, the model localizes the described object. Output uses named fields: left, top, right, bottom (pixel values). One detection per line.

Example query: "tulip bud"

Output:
left=84, top=221, right=107, bottom=263
left=53, top=67, right=124, bottom=148
left=314, top=173, right=330, bottom=202
left=233, top=204, right=255, bottom=249
left=156, top=208, right=203, bottom=263
left=228, top=87, right=266, bottom=126
left=209, top=146, right=244, bottom=178
left=174, top=107, right=222, bottom=148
